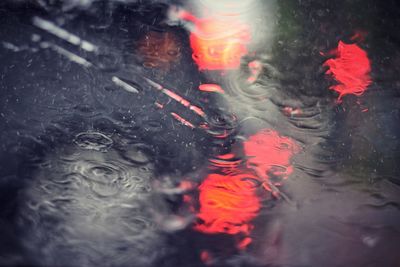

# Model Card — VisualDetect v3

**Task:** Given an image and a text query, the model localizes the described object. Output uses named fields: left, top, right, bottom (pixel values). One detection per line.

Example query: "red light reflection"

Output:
left=194, top=129, right=299, bottom=250
left=324, top=41, right=372, bottom=101
left=200, top=250, right=212, bottom=265
left=178, top=11, right=251, bottom=70
left=247, top=60, right=262, bottom=83
left=243, top=129, right=300, bottom=184
left=199, top=84, right=225, bottom=93
left=194, top=172, right=260, bottom=236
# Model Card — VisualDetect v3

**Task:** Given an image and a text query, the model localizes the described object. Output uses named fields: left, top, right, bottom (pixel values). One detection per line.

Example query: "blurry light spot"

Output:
left=200, top=250, right=212, bottom=265
left=178, top=11, right=251, bottom=70
left=199, top=84, right=225, bottom=93
left=237, top=236, right=252, bottom=250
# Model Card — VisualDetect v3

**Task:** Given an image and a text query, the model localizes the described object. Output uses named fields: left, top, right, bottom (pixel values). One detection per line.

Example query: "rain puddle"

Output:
left=0, top=1, right=399, bottom=267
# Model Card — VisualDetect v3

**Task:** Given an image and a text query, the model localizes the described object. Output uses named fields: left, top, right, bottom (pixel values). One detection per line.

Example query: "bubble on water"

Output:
left=362, top=235, right=379, bottom=248
left=120, top=143, right=153, bottom=165
left=74, top=131, right=113, bottom=151
left=158, top=214, right=194, bottom=232
left=81, top=164, right=119, bottom=183
left=204, top=111, right=238, bottom=139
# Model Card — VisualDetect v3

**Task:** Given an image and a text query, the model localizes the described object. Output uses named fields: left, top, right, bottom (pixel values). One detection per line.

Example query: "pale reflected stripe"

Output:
left=33, top=16, right=98, bottom=53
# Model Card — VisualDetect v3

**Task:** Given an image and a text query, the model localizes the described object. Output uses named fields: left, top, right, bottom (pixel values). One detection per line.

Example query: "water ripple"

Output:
left=74, top=131, right=113, bottom=151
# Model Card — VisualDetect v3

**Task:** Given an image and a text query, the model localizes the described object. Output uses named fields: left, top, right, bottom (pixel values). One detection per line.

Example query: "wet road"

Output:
left=0, top=1, right=400, bottom=267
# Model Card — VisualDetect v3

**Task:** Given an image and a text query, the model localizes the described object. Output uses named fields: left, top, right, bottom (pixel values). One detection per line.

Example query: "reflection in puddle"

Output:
left=0, top=1, right=400, bottom=267
left=324, top=41, right=372, bottom=101
left=178, top=10, right=251, bottom=70
left=194, top=129, right=299, bottom=251
left=136, top=30, right=181, bottom=70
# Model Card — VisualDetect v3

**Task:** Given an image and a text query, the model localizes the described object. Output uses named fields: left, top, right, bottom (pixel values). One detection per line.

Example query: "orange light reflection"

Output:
left=179, top=11, right=251, bottom=70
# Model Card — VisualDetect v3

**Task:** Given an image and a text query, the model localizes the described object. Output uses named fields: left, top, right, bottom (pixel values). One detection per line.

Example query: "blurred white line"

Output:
left=41, top=41, right=93, bottom=67
left=112, top=76, right=139, bottom=94
left=32, top=16, right=98, bottom=53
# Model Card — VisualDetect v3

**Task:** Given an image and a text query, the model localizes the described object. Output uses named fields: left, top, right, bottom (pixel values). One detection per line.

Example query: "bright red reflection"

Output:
left=178, top=11, right=251, bottom=70
left=194, top=172, right=260, bottom=235
left=237, top=236, right=252, bottom=250
left=324, top=41, right=372, bottom=101
left=194, top=129, right=299, bottom=250
left=199, top=84, right=225, bottom=93
left=243, top=129, right=300, bottom=184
